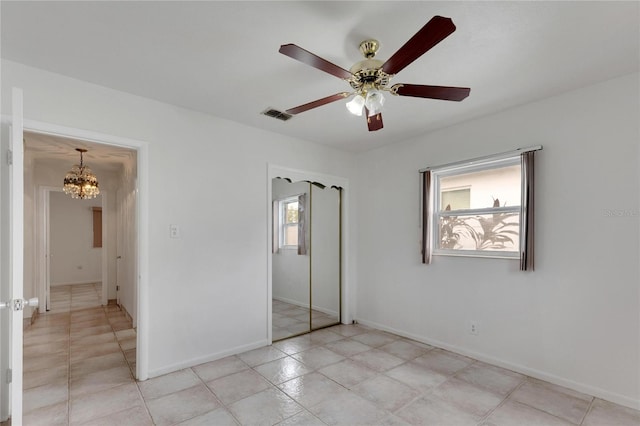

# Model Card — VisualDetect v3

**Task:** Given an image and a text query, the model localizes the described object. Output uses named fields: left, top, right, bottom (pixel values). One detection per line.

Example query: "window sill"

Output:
left=433, top=250, right=519, bottom=260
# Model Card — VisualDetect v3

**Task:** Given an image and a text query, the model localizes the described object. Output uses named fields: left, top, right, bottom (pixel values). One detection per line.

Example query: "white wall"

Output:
left=49, top=191, right=102, bottom=285
left=1, top=60, right=356, bottom=377
left=353, top=73, right=640, bottom=408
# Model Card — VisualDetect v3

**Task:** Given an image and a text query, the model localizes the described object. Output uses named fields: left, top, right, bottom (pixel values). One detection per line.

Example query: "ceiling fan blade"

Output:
left=393, top=84, right=470, bottom=101
left=279, top=44, right=353, bottom=80
left=381, top=16, right=456, bottom=75
left=286, top=92, right=350, bottom=115
left=365, top=108, right=384, bottom=131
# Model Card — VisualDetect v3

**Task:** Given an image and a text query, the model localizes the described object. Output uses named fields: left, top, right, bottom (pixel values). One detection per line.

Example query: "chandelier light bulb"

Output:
left=365, top=90, right=385, bottom=116
left=346, top=94, right=365, bottom=116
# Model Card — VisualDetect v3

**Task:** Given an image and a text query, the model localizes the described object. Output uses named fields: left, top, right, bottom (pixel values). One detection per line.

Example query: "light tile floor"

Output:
left=21, top=289, right=640, bottom=425
left=272, top=300, right=339, bottom=341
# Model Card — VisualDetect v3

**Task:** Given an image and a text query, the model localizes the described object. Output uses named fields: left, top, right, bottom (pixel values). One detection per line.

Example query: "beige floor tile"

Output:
left=351, top=331, right=399, bottom=347
left=255, top=356, right=313, bottom=385
left=351, top=348, right=406, bottom=372
left=378, top=339, right=429, bottom=361
left=280, top=372, right=350, bottom=408
left=69, top=324, right=113, bottom=339
left=70, top=351, right=128, bottom=378
left=237, top=345, right=287, bottom=367
left=483, top=399, right=574, bottom=426
left=510, top=379, right=592, bottom=424
left=454, top=362, right=525, bottom=396
left=583, top=398, right=640, bottom=426
left=310, top=391, right=389, bottom=425
left=324, top=338, right=372, bottom=357
left=69, top=365, right=134, bottom=398
left=385, top=362, right=449, bottom=394
left=228, top=387, right=302, bottom=425
left=192, top=355, right=249, bottom=382
left=69, top=382, right=144, bottom=425
left=430, top=377, right=503, bottom=419
left=175, top=407, right=239, bottom=426
left=291, top=346, right=345, bottom=370
left=273, top=335, right=316, bottom=355
left=396, top=395, right=478, bottom=426
left=278, top=410, right=325, bottom=426
left=70, top=331, right=117, bottom=347
left=115, top=328, right=137, bottom=340
left=328, top=324, right=369, bottom=337
left=138, top=368, right=202, bottom=400
left=412, top=349, right=473, bottom=376
left=23, top=382, right=69, bottom=413
left=78, top=404, right=153, bottom=426
left=207, top=369, right=272, bottom=405
left=69, top=340, right=121, bottom=362
left=22, top=401, right=68, bottom=426
left=318, top=359, right=377, bottom=389
left=24, top=365, right=68, bottom=390
left=352, top=374, right=420, bottom=412
left=307, top=329, right=343, bottom=345
left=146, top=384, right=220, bottom=426
left=24, top=352, right=68, bottom=371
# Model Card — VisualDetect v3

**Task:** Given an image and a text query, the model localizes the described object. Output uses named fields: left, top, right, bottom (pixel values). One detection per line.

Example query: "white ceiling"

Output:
left=2, top=1, right=639, bottom=153
left=25, top=131, right=135, bottom=174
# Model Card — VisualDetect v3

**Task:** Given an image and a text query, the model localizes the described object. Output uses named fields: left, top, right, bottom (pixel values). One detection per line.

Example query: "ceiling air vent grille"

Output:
left=261, top=108, right=293, bottom=122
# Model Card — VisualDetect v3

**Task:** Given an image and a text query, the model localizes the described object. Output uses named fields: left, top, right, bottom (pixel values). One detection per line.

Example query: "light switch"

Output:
left=169, top=224, right=180, bottom=239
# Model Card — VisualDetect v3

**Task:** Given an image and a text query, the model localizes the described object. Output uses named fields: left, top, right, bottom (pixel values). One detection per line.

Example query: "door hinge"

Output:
left=6, top=369, right=12, bottom=384
left=116, top=286, right=120, bottom=291
left=6, top=149, right=13, bottom=165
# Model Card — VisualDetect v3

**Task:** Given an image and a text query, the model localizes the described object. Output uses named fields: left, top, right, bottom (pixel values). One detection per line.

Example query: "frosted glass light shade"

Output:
left=346, top=94, right=365, bottom=116
left=365, top=90, right=385, bottom=116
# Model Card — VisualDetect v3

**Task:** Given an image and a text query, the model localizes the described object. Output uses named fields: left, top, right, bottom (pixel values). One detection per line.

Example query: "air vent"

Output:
left=261, top=108, right=293, bottom=122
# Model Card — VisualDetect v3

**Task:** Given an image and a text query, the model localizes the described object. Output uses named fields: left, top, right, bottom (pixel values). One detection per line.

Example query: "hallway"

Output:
left=23, top=284, right=138, bottom=424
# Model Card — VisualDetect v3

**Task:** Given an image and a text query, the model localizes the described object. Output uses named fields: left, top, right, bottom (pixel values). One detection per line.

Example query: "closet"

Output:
left=271, top=178, right=341, bottom=341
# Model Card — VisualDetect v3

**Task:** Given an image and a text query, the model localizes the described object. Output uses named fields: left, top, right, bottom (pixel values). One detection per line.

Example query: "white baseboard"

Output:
left=146, top=339, right=269, bottom=379
left=51, top=280, right=101, bottom=286
left=273, top=296, right=339, bottom=317
left=356, top=318, right=640, bottom=411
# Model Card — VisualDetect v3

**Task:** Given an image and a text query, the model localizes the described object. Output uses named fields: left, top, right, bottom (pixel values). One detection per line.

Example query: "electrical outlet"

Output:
left=469, top=320, right=479, bottom=335
left=169, top=224, right=180, bottom=239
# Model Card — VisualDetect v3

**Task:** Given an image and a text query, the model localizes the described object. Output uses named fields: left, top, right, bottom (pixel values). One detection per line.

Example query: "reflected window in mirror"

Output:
left=280, top=197, right=299, bottom=248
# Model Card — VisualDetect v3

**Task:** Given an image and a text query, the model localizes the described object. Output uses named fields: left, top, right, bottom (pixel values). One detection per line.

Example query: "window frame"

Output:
left=431, top=156, right=521, bottom=259
left=279, top=196, right=300, bottom=249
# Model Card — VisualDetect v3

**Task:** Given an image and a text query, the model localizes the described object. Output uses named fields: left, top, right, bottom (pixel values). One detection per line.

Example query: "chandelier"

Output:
left=63, top=148, right=100, bottom=199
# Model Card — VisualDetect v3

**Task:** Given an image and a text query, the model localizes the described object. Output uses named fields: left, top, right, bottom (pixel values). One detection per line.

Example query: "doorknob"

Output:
left=0, top=297, right=38, bottom=311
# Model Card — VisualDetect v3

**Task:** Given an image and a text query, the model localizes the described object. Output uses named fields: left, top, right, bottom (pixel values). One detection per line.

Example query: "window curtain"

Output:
left=520, top=151, right=535, bottom=271
left=421, top=171, right=432, bottom=264
left=297, top=193, right=307, bottom=255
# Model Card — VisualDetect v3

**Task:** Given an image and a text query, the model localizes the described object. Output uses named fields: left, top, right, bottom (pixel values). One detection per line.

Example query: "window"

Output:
left=421, top=147, right=538, bottom=269
left=433, top=157, right=522, bottom=258
left=280, top=197, right=299, bottom=248
left=92, top=207, right=102, bottom=248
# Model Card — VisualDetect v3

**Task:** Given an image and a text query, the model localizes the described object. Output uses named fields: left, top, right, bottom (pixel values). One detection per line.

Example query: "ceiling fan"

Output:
left=279, top=16, right=470, bottom=132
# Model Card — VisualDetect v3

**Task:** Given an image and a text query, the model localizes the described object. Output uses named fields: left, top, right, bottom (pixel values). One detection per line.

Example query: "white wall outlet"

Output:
left=169, top=224, right=180, bottom=239
left=469, top=320, right=479, bottom=335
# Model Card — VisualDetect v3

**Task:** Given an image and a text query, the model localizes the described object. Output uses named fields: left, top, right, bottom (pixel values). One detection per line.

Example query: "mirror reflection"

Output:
left=272, top=178, right=341, bottom=341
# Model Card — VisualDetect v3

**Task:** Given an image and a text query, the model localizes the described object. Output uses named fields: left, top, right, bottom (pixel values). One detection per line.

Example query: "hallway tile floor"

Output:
left=22, top=287, right=640, bottom=425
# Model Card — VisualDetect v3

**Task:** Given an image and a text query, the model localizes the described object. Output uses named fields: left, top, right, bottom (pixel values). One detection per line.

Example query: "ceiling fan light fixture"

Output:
left=365, top=90, right=385, bottom=116
left=346, top=94, right=365, bottom=116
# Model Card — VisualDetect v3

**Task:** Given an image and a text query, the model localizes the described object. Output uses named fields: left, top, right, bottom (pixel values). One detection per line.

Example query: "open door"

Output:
left=0, top=88, right=37, bottom=424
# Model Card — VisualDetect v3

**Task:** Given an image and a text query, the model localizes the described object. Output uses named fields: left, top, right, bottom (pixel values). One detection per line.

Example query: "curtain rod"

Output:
left=419, top=145, right=542, bottom=173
